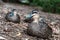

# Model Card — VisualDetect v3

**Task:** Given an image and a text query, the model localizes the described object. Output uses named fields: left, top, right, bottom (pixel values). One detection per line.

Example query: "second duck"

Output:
left=5, top=9, right=20, bottom=23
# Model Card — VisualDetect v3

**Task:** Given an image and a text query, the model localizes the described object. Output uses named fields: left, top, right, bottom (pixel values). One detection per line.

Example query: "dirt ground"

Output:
left=0, top=3, right=60, bottom=40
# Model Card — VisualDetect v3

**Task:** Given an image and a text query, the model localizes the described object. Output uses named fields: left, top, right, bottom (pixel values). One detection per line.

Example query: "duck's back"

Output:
left=27, top=22, right=52, bottom=39
left=39, top=22, right=52, bottom=38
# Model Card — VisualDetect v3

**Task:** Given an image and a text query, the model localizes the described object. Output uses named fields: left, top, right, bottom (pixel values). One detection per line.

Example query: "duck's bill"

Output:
left=25, top=14, right=33, bottom=19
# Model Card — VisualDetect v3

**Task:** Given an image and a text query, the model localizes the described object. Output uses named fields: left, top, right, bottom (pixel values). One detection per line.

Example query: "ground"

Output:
left=0, top=3, right=60, bottom=40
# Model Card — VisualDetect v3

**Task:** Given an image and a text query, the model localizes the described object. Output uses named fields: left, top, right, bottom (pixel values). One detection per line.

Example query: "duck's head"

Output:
left=12, top=9, right=17, bottom=15
left=25, top=9, right=39, bottom=19
left=9, top=9, right=17, bottom=17
left=32, top=9, right=38, bottom=14
left=32, top=13, right=39, bottom=20
left=24, top=9, right=39, bottom=23
left=12, top=9, right=16, bottom=12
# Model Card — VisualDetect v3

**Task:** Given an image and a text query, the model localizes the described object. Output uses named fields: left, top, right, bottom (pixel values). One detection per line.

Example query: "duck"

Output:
left=26, top=12, right=52, bottom=39
left=24, top=9, right=38, bottom=23
left=5, top=9, right=20, bottom=23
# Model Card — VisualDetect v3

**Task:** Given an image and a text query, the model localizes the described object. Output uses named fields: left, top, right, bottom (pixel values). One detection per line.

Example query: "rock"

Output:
left=21, top=38, right=29, bottom=40
left=15, top=32, right=22, bottom=37
left=0, top=36, right=6, bottom=40
left=50, top=21, right=60, bottom=35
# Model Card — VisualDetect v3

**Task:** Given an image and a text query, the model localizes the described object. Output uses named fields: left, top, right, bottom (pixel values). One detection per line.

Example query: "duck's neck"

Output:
left=13, top=11, right=17, bottom=16
left=33, top=18, right=39, bottom=23
left=32, top=14, right=39, bottom=23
